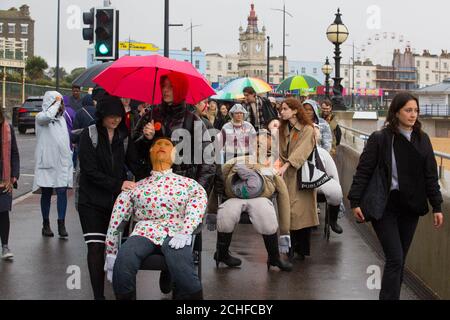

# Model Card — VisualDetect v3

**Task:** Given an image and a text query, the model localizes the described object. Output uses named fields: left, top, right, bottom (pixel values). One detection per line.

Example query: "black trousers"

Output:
left=371, top=190, right=419, bottom=300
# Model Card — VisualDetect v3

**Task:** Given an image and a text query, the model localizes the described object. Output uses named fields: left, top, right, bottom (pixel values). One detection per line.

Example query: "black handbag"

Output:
left=360, top=135, right=388, bottom=222
left=297, top=146, right=331, bottom=190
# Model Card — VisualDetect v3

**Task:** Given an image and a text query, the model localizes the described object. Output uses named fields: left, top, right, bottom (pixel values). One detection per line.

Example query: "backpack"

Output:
left=74, top=125, right=130, bottom=210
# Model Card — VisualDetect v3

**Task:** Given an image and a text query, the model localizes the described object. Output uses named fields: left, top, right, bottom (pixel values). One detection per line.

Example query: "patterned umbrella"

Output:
left=276, top=75, right=322, bottom=92
left=211, top=77, right=272, bottom=100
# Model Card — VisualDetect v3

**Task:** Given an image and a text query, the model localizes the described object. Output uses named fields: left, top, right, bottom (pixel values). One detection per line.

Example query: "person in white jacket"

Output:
left=33, top=91, right=73, bottom=238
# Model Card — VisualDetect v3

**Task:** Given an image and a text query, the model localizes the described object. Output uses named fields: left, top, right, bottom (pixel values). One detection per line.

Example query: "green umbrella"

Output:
left=276, top=75, right=322, bottom=92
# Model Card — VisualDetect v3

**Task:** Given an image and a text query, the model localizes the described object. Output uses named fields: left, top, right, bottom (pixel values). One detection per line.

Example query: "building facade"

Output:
left=268, top=56, right=287, bottom=85
left=341, top=60, right=377, bottom=90
left=288, top=60, right=324, bottom=84
left=205, top=53, right=239, bottom=87
left=238, top=4, right=266, bottom=79
left=0, top=5, right=34, bottom=60
left=414, top=50, right=450, bottom=88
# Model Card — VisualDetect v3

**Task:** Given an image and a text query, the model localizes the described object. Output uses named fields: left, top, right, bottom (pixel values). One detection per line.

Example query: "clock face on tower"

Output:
left=241, top=43, right=248, bottom=53
left=255, top=43, right=262, bottom=53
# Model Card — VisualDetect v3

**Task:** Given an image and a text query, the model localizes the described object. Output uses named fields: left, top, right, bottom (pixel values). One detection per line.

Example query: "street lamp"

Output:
left=322, top=57, right=333, bottom=99
left=185, top=21, right=202, bottom=65
left=326, top=8, right=349, bottom=110
left=271, top=3, right=293, bottom=82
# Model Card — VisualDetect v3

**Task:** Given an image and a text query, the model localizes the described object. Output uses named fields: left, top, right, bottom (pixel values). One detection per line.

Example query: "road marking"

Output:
left=12, top=191, right=34, bottom=205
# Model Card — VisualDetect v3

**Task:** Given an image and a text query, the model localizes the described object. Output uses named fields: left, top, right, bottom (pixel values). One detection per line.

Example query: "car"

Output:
left=15, top=96, right=43, bottom=134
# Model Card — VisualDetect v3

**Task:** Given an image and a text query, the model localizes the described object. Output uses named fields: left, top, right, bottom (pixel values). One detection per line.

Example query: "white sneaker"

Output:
left=1, top=246, right=14, bottom=260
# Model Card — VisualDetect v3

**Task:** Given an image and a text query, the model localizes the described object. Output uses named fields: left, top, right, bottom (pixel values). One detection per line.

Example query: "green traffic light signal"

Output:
left=98, top=43, right=110, bottom=55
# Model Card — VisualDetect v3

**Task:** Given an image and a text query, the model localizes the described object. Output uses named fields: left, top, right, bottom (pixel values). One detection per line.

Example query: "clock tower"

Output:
left=238, top=3, right=266, bottom=79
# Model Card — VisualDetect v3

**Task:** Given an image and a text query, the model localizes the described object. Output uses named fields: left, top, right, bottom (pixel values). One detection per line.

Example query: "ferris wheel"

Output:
left=347, top=32, right=414, bottom=66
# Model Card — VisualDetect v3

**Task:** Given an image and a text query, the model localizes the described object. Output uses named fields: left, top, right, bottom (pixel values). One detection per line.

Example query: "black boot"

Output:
left=213, top=232, right=241, bottom=268
left=329, top=205, right=343, bottom=234
left=57, top=219, right=68, bottom=238
left=159, top=270, right=172, bottom=294
left=263, top=233, right=293, bottom=272
left=42, top=219, right=54, bottom=237
left=115, top=291, right=136, bottom=300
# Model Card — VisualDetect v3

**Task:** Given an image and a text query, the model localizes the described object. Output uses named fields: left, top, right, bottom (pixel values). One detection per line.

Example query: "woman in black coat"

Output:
left=77, top=95, right=141, bottom=300
left=0, top=110, right=20, bottom=260
left=348, top=92, right=444, bottom=300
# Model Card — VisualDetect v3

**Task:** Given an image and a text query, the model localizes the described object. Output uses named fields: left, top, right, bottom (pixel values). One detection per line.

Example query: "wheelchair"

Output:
left=116, top=217, right=203, bottom=298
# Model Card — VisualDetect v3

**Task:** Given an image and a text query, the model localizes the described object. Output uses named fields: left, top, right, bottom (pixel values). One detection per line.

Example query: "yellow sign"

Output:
left=119, top=42, right=159, bottom=52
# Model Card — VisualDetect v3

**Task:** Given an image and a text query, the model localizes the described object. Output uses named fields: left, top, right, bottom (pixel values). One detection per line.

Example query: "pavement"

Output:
left=0, top=190, right=419, bottom=300
left=1, top=128, right=419, bottom=300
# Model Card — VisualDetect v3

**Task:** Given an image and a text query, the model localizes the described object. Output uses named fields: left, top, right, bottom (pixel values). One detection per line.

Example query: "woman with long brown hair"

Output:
left=0, top=109, right=20, bottom=260
left=278, top=98, right=318, bottom=260
left=348, top=91, right=444, bottom=300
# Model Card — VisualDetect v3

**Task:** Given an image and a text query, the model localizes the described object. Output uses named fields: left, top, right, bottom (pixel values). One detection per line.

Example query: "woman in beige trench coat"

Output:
left=277, top=98, right=318, bottom=260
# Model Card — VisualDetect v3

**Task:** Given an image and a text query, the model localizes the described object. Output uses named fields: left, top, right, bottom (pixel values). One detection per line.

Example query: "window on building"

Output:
left=270, top=77, right=274, bottom=83
left=195, top=60, right=200, bottom=69
left=313, top=68, right=317, bottom=74
left=269, top=65, right=274, bottom=72
left=417, top=60, right=420, bottom=67
left=20, top=24, right=28, bottom=34
left=0, top=23, right=3, bottom=33
left=426, top=73, right=430, bottom=81
left=21, top=38, right=28, bottom=56
left=435, top=74, right=439, bottom=81
left=366, top=70, right=370, bottom=77
left=445, top=62, right=448, bottom=70
left=356, top=81, right=361, bottom=88
left=8, top=23, right=15, bottom=34
left=206, top=61, right=210, bottom=70
left=217, top=61, right=222, bottom=71
left=344, top=69, right=348, bottom=77
left=301, top=67, right=306, bottom=74
left=228, top=62, right=232, bottom=71
left=356, top=70, right=361, bottom=78
left=435, top=62, right=439, bottom=69
left=426, top=61, right=429, bottom=69
left=279, top=65, right=283, bottom=72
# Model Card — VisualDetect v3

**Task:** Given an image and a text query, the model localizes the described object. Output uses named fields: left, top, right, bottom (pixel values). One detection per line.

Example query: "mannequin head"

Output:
left=149, top=137, right=175, bottom=171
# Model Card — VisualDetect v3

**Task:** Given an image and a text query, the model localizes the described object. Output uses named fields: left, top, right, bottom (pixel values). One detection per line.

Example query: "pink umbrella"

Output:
left=92, top=55, right=215, bottom=105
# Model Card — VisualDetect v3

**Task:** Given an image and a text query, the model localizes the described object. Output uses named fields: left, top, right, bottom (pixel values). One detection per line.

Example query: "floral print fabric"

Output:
left=106, top=169, right=207, bottom=255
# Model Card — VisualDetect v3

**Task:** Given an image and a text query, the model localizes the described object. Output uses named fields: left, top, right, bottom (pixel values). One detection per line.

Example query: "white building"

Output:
left=341, top=60, right=377, bottom=90
left=268, top=56, right=287, bottom=85
left=205, top=53, right=239, bottom=86
left=414, top=50, right=450, bottom=88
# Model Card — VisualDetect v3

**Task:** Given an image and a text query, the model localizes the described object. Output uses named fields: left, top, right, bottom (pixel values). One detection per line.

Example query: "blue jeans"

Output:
left=113, top=235, right=201, bottom=297
left=40, top=187, right=68, bottom=220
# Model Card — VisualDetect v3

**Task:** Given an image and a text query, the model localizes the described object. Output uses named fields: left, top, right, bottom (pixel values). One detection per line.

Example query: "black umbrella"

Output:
left=72, top=61, right=114, bottom=88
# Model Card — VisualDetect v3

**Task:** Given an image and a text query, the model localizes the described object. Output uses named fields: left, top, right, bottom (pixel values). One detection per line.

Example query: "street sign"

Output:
left=119, top=42, right=159, bottom=51
left=0, top=59, right=25, bottom=68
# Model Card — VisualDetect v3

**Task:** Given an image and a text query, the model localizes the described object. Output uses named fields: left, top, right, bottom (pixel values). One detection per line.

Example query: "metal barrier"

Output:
left=340, top=124, right=450, bottom=179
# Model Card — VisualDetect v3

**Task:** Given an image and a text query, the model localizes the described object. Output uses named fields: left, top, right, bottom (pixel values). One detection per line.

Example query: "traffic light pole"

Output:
left=164, top=0, right=169, bottom=57
left=115, top=10, right=119, bottom=61
left=56, top=0, right=60, bottom=91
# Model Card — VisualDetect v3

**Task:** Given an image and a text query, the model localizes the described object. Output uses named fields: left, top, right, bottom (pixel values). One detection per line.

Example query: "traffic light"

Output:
left=82, top=7, right=94, bottom=43
left=94, top=7, right=116, bottom=60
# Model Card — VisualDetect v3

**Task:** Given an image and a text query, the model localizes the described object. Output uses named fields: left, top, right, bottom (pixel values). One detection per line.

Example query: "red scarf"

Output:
left=1, top=121, right=11, bottom=185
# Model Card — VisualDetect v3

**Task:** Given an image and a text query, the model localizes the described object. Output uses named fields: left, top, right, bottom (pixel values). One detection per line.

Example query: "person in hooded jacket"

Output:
left=77, top=95, right=141, bottom=300
left=133, top=72, right=215, bottom=193
left=302, top=99, right=333, bottom=153
left=33, top=91, right=73, bottom=239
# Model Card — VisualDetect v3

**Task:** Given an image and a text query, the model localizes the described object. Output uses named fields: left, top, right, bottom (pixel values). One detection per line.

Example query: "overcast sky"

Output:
left=2, top=0, right=450, bottom=72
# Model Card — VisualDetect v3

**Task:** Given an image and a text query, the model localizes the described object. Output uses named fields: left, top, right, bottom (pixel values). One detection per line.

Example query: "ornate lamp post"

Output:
left=326, top=8, right=349, bottom=110
left=322, top=57, right=333, bottom=99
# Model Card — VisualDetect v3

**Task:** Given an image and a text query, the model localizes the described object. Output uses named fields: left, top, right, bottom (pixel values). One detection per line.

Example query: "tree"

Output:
left=48, top=67, right=68, bottom=80
left=65, top=67, right=86, bottom=84
left=25, top=56, right=48, bottom=79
